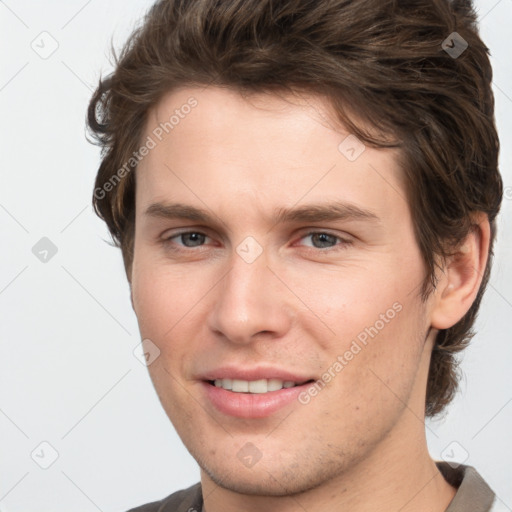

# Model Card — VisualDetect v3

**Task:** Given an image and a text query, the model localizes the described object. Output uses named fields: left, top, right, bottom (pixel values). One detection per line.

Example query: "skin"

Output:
left=130, top=86, right=490, bottom=512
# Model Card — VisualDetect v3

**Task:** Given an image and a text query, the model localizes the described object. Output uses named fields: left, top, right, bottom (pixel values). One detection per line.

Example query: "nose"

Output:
left=207, top=246, right=293, bottom=345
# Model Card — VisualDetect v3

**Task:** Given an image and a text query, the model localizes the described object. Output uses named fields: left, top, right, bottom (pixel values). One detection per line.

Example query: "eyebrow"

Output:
left=144, top=201, right=380, bottom=226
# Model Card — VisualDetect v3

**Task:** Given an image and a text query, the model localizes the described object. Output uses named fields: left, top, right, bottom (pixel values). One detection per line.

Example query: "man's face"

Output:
left=131, top=86, right=436, bottom=495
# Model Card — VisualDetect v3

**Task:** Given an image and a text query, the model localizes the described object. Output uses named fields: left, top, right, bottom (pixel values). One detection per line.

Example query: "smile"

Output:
left=209, top=378, right=313, bottom=393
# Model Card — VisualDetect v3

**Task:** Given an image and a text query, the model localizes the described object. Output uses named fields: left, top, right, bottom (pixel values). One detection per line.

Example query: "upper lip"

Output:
left=198, top=366, right=315, bottom=384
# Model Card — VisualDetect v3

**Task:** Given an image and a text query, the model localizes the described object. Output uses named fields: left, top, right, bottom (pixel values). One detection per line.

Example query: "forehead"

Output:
left=136, top=86, right=409, bottom=227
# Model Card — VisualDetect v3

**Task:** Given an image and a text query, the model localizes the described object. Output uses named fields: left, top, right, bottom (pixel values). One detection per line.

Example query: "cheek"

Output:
left=303, top=304, right=427, bottom=440
left=294, top=258, right=427, bottom=397
left=131, top=252, right=211, bottom=339
left=131, top=266, right=168, bottom=338
left=281, top=257, right=408, bottom=342
left=131, top=262, right=203, bottom=409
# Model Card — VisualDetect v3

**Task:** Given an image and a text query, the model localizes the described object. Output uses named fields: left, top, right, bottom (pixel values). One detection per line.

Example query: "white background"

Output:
left=0, top=1, right=511, bottom=511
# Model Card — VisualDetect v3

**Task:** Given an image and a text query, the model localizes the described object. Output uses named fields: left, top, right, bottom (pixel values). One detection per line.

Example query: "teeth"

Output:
left=268, top=378, right=285, bottom=391
left=220, top=378, right=232, bottom=390
left=232, top=379, right=249, bottom=392
left=249, top=379, right=266, bottom=393
left=213, top=378, right=301, bottom=393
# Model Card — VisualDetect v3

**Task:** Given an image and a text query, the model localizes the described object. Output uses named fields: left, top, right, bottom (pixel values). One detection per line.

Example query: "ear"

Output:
left=430, top=213, right=491, bottom=330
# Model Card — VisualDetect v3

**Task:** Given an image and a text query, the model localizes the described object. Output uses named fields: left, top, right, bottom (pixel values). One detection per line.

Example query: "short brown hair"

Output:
left=87, top=0, right=502, bottom=417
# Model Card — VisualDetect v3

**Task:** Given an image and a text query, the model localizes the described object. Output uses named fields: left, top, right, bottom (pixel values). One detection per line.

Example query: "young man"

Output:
left=88, top=0, right=503, bottom=510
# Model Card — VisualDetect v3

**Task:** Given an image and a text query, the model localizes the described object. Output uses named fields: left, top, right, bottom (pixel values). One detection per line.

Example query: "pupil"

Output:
left=312, top=233, right=336, bottom=248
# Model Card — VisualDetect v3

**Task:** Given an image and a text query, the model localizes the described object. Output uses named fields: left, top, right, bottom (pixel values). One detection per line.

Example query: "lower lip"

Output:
left=201, top=381, right=312, bottom=418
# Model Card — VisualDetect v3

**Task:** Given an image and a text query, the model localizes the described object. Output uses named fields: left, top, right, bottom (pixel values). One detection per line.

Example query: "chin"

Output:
left=195, top=447, right=345, bottom=498
left=202, top=463, right=312, bottom=496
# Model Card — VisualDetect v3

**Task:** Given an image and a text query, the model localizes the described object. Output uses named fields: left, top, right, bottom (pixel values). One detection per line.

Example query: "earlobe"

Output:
left=430, top=213, right=491, bottom=330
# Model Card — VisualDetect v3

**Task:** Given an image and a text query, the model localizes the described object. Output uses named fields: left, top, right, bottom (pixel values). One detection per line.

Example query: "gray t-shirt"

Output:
left=127, top=462, right=498, bottom=512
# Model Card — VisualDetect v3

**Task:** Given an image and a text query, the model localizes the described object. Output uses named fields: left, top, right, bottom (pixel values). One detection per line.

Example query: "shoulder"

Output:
left=125, top=482, right=202, bottom=512
left=436, top=462, right=496, bottom=512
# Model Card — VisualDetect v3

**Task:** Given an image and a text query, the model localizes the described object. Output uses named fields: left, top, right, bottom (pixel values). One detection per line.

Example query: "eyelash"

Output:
left=161, top=230, right=352, bottom=252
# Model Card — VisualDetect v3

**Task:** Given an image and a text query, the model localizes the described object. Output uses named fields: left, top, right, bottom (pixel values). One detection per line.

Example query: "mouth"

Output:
left=201, top=378, right=317, bottom=418
left=205, top=378, right=315, bottom=394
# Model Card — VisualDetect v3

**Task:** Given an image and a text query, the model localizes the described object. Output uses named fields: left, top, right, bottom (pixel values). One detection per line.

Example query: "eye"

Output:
left=164, top=231, right=211, bottom=248
left=298, top=231, right=351, bottom=250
